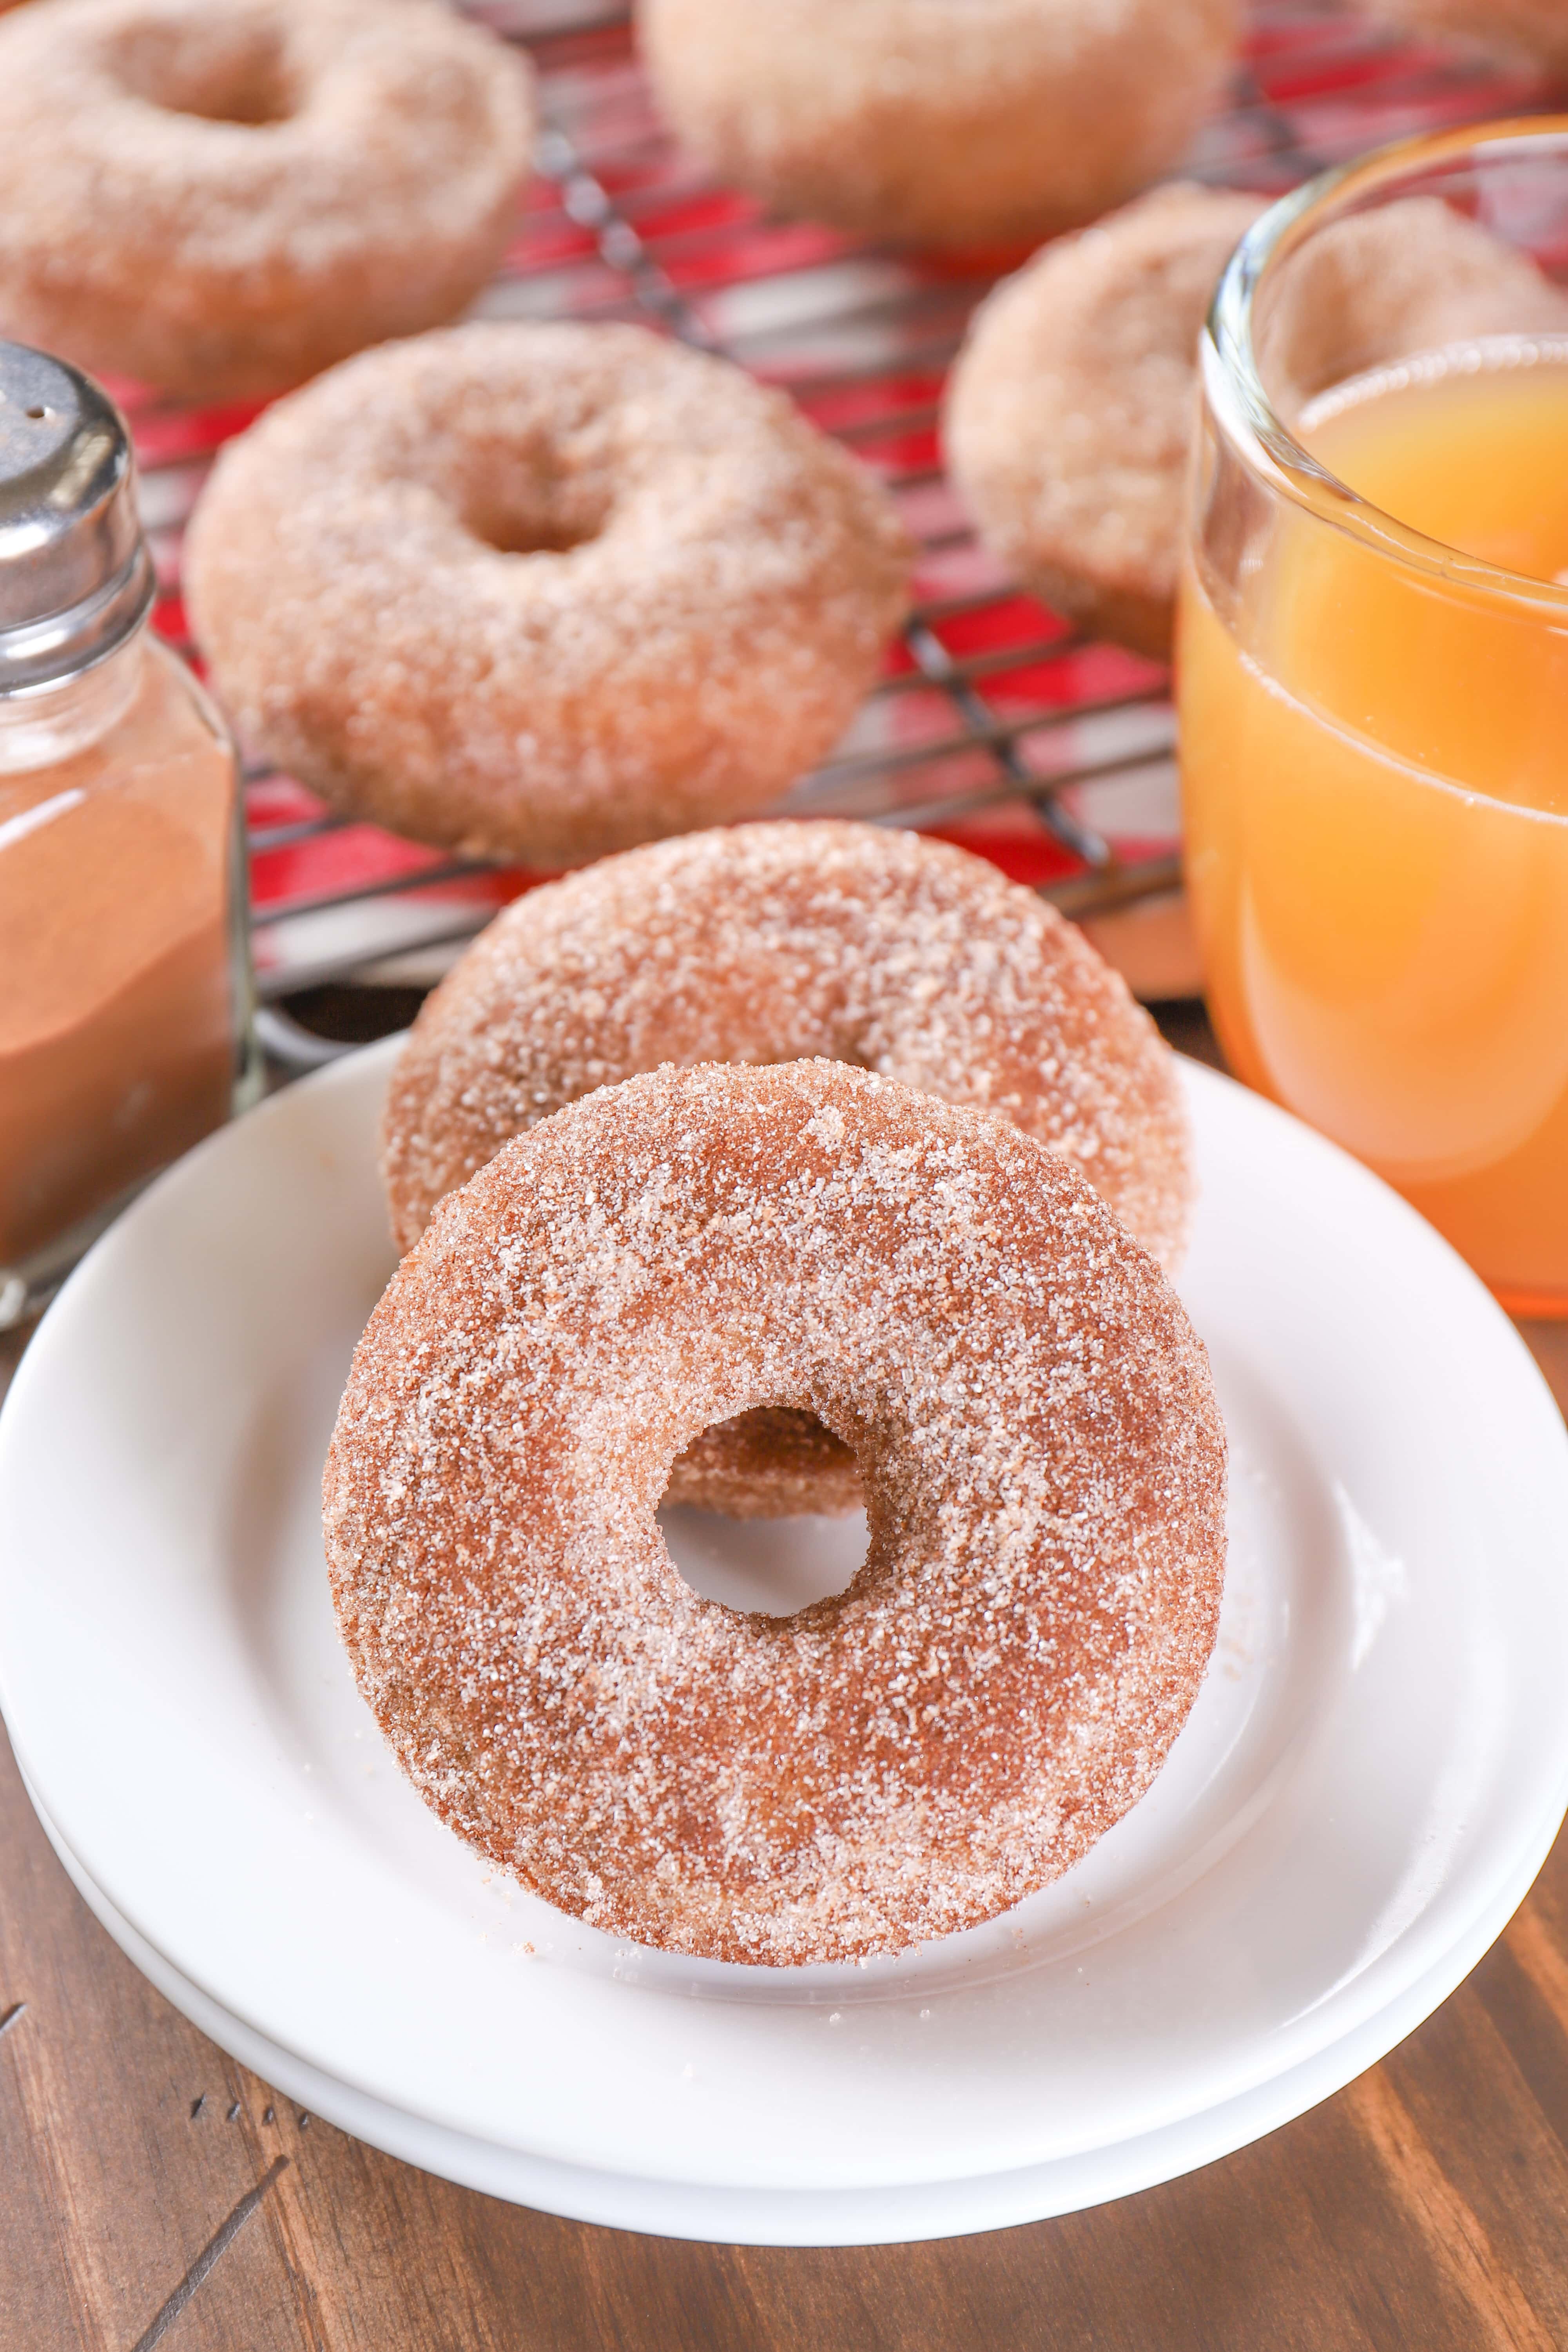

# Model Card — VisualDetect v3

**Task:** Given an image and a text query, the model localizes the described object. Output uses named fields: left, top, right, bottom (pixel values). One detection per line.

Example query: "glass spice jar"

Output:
left=0, top=341, right=258, bottom=1325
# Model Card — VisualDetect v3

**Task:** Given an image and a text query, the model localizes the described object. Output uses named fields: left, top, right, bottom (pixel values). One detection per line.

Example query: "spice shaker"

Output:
left=0, top=341, right=258, bottom=1326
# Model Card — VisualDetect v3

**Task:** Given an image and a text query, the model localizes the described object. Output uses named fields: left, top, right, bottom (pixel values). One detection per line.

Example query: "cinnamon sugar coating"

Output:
left=382, top=821, right=1194, bottom=1512
left=945, top=186, right=1264, bottom=660
left=326, top=1060, right=1228, bottom=1966
left=185, top=324, right=912, bottom=863
left=639, top=0, right=1240, bottom=248
left=948, top=186, right=1568, bottom=660
left=0, top=0, right=534, bottom=402
left=672, top=1406, right=865, bottom=1518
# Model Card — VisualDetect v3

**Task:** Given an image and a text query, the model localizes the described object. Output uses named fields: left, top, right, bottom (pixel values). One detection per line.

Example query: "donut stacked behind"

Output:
left=0, top=0, right=535, bottom=400
left=328, top=1059, right=1228, bottom=1965
left=382, top=821, right=1194, bottom=1513
left=185, top=324, right=913, bottom=864
left=639, top=0, right=1240, bottom=248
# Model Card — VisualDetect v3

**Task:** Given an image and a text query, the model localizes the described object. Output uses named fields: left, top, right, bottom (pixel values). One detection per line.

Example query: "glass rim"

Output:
left=1203, top=113, right=1568, bottom=618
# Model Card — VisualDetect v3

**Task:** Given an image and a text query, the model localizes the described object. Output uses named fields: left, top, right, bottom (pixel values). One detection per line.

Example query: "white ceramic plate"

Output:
left=2, top=1043, right=1566, bottom=2236
left=22, top=1758, right=1506, bottom=2245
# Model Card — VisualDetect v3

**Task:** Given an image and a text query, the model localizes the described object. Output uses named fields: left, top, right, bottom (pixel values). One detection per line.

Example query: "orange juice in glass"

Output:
left=1179, top=122, right=1568, bottom=1313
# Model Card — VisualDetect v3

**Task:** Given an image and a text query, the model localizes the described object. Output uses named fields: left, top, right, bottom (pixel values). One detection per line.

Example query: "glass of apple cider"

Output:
left=1179, top=118, right=1568, bottom=1314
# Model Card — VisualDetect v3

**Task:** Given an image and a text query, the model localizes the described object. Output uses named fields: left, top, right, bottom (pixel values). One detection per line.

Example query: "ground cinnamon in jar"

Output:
left=0, top=342, right=256, bottom=1319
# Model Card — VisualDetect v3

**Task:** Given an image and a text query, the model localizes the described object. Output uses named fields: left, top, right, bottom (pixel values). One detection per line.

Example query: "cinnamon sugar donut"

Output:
left=945, top=185, right=1264, bottom=660
left=382, top=821, right=1194, bottom=1511
left=0, top=0, right=534, bottom=401
left=946, top=186, right=1568, bottom=658
left=185, top=324, right=912, bottom=862
left=640, top=0, right=1240, bottom=249
left=325, top=1059, right=1228, bottom=1966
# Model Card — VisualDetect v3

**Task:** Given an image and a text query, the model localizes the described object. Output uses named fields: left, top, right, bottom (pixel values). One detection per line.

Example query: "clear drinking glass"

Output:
left=1179, top=119, right=1568, bottom=1314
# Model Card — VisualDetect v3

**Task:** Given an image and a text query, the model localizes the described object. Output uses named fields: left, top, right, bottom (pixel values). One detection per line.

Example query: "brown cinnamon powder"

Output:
left=0, top=644, right=236, bottom=1264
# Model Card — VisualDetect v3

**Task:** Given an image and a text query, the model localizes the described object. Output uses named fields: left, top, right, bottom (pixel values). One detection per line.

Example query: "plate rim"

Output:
left=21, top=1751, right=1551, bottom=2247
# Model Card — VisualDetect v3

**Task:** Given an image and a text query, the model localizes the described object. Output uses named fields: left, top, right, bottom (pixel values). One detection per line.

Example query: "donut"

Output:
left=0, top=0, right=534, bottom=401
left=381, top=821, right=1195, bottom=1513
left=944, top=186, right=1263, bottom=660
left=325, top=1059, right=1228, bottom=1965
left=945, top=187, right=1568, bottom=658
left=184, top=324, right=912, bottom=863
left=638, top=0, right=1241, bottom=249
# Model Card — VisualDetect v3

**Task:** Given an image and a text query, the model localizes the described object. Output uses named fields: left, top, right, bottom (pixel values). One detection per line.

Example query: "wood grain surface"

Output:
left=6, top=1025, right=1568, bottom=2352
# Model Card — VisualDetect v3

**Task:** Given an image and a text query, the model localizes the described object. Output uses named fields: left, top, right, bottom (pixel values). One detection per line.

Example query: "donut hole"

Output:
left=657, top=1400, right=870, bottom=1615
left=460, top=476, right=615, bottom=559
left=659, top=1484, right=869, bottom=1619
left=111, top=23, right=302, bottom=127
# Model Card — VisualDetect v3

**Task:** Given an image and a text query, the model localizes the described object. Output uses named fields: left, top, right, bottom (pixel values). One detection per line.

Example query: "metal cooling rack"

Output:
left=124, top=0, right=1568, bottom=1045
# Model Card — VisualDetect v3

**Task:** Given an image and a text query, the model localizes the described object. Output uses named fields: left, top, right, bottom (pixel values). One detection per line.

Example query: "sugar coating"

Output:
left=326, top=1060, right=1228, bottom=1967
left=381, top=821, right=1194, bottom=1511
left=640, top=0, right=1240, bottom=248
left=0, top=0, right=535, bottom=402
left=944, top=186, right=1263, bottom=660
left=185, top=323, right=913, bottom=863
left=945, top=187, right=1568, bottom=661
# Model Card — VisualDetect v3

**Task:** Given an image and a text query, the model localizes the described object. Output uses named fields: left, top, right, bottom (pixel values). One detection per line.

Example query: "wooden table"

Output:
left=8, top=1018, right=1568, bottom=2352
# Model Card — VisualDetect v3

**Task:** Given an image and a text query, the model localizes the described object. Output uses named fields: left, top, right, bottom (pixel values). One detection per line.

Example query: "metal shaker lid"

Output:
left=0, top=341, right=155, bottom=693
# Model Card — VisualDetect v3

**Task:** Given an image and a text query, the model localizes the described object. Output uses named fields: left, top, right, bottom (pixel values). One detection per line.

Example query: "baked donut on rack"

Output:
left=185, top=324, right=912, bottom=863
left=945, top=185, right=1264, bottom=659
left=946, top=185, right=1568, bottom=658
left=639, top=0, right=1240, bottom=248
left=0, top=0, right=535, bottom=400
left=381, top=820, right=1195, bottom=1514
left=326, top=1059, right=1228, bottom=1966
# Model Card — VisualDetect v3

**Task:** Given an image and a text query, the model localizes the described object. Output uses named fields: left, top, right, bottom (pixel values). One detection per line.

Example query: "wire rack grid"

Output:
left=122, top=0, right=1568, bottom=1050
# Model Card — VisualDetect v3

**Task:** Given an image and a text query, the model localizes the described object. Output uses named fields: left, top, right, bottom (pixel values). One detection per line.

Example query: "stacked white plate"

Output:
left=2, top=1043, right=1566, bottom=2246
